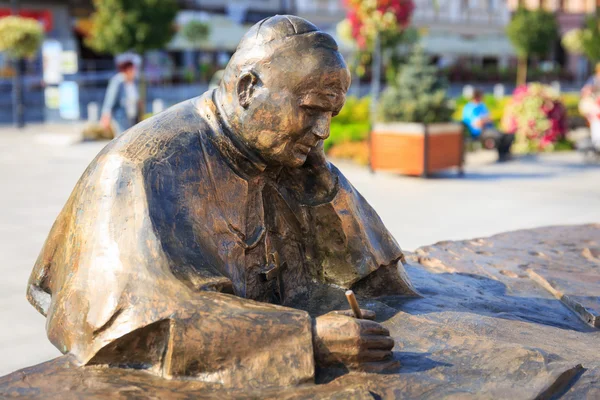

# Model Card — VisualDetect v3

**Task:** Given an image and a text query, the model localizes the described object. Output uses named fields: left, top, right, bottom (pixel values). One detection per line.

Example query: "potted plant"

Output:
left=371, top=47, right=461, bottom=177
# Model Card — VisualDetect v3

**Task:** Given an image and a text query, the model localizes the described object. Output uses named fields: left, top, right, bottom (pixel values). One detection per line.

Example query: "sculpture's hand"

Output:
left=313, top=310, right=396, bottom=371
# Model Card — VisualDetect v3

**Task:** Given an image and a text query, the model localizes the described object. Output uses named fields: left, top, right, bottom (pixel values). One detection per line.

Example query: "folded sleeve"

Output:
left=306, top=165, right=418, bottom=295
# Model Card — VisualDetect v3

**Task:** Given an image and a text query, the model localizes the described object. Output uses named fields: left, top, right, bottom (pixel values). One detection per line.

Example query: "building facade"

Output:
left=297, top=0, right=515, bottom=72
left=412, top=0, right=514, bottom=69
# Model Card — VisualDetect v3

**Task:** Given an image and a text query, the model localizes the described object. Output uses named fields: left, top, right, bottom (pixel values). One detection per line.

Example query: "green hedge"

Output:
left=325, top=96, right=371, bottom=152
left=325, top=122, right=370, bottom=152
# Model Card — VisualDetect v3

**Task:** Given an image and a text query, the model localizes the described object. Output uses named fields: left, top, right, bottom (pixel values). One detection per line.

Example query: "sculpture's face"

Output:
left=238, top=48, right=350, bottom=168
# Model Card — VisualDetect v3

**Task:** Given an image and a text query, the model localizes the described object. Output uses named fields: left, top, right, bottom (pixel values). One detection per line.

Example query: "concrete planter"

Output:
left=371, top=122, right=464, bottom=177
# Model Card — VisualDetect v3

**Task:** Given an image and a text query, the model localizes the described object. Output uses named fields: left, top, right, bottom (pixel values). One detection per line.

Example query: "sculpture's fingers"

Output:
left=357, top=349, right=393, bottom=363
left=360, top=335, right=395, bottom=350
left=330, top=309, right=376, bottom=320
left=358, top=309, right=376, bottom=320
left=358, top=320, right=390, bottom=336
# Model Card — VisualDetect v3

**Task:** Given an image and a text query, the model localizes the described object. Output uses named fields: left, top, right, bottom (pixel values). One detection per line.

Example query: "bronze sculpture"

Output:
left=26, top=15, right=418, bottom=388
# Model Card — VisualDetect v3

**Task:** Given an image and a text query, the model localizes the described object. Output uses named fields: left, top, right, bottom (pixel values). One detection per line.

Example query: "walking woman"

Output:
left=100, top=60, right=140, bottom=136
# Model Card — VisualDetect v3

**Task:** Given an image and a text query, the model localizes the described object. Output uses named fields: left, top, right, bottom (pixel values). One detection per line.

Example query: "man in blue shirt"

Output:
left=462, top=89, right=493, bottom=138
left=462, top=89, right=513, bottom=161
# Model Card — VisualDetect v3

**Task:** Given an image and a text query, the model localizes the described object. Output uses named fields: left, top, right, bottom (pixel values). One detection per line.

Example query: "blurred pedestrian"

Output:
left=580, top=63, right=600, bottom=149
left=462, top=89, right=513, bottom=161
left=100, top=60, right=139, bottom=136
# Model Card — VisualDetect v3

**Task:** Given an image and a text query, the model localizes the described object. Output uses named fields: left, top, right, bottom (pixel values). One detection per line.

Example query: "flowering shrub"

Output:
left=502, top=83, right=568, bottom=152
left=0, top=16, right=43, bottom=59
left=337, top=0, right=414, bottom=49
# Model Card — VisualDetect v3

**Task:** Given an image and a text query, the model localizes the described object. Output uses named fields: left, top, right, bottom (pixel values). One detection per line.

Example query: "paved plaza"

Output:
left=1, top=124, right=600, bottom=376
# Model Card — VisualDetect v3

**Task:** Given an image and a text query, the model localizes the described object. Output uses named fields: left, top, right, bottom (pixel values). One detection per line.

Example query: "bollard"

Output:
left=152, top=99, right=165, bottom=115
left=493, top=84, right=505, bottom=99
left=87, top=102, right=99, bottom=122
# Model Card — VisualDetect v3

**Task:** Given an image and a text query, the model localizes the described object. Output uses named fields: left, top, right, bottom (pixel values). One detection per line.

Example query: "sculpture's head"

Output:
left=217, top=15, right=351, bottom=168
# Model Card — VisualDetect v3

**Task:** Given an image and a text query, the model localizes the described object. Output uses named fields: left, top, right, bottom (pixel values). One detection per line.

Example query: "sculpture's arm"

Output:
left=85, top=291, right=316, bottom=388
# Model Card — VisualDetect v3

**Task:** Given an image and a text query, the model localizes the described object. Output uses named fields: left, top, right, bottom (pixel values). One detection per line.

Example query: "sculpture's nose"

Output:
left=312, top=114, right=331, bottom=140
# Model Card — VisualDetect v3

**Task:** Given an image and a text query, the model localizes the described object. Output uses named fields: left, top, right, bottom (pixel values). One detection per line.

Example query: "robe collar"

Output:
left=197, top=90, right=269, bottom=179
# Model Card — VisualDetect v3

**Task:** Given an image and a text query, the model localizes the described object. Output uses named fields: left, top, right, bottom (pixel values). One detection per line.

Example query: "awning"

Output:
left=168, top=13, right=356, bottom=54
left=168, top=14, right=252, bottom=52
left=420, top=32, right=516, bottom=57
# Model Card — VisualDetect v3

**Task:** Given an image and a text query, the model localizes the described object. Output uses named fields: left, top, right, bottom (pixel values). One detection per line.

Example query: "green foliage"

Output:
left=86, top=0, right=178, bottom=55
left=325, top=122, right=370, bottom=152
left=561, top=93, right=582, bottom=119
left=553, top=138, right=575, bottom=152
left=324, top=96, right=371, bottom=152
left=183, top=20, right=210, bottom=47
left=378, top=47, right=454, bottom=123
left=334, top=96, right=371, bottom=124
left=580, top=15, right=600, bottom=63
left=562, top=29, right=585, bottom=55
left=506, top=8, right=559, bottom=58
left=0, top=16, right=43, bottom=59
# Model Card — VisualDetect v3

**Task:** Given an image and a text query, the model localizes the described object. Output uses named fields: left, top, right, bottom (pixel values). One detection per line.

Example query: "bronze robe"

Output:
left=27, top=90, right=416, bottom=388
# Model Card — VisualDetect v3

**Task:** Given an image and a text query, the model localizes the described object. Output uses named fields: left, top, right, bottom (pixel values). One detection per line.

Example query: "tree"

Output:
left=0, top=16, right=44, bottom=128
left=506, top=7, right=559, bottom=86
left=581, top=15, right=600, bottom=63
left=378, top=47, right=454, bottom=124
left=183, top=21, right=210, bottom=47
left=563, top=15, right=600, bottom=64
left=0, top=16, right=43, bottom=58
left=86, top=0, right=179, bottom=114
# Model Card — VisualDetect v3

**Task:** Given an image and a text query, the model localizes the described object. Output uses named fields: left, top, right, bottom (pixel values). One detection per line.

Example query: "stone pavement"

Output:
left=1, top=124, right=600, bottom=376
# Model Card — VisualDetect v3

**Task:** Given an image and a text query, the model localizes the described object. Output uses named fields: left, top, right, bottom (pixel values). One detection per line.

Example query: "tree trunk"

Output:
left=138, top=56, right=147, bottom=121
left=11, top=0, right=24, bottom=128
left=12, top=57, right=25, bottom=128
left=517, top=55, right=528, bottom=86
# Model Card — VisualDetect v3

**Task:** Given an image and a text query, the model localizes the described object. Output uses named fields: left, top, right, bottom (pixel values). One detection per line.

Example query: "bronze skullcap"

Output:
left=235, top=14, right=338, bottom=52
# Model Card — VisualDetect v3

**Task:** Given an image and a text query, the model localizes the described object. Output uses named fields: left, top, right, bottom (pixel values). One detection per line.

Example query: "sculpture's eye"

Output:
left=302, top=106, right=321, bottom=116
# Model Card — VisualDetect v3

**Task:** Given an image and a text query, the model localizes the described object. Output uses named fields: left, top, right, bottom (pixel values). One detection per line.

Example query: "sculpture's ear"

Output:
left=237, top=71, right=258, bottom=109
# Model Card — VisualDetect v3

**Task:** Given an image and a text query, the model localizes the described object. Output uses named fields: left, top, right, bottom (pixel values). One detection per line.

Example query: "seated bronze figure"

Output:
left=26, top=15, right=417, bottom=388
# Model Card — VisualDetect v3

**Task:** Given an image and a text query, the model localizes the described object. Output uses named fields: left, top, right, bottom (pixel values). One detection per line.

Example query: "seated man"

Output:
left=462, top=89, right=513, bottom=161
left=27, top=16, right=418, bottom=388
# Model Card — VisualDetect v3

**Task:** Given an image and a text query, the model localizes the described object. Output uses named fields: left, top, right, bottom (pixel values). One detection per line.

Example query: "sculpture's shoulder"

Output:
left=105, top=96, right=208, bottom=167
